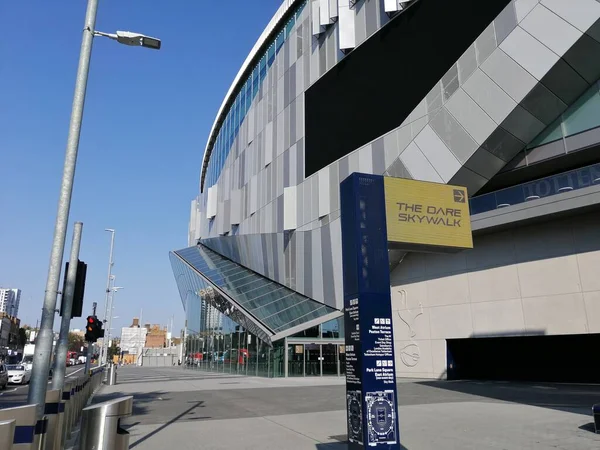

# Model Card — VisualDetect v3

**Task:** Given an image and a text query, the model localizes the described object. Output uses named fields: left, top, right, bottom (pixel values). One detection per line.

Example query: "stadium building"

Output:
left=171, top=0, right=600, bottom=381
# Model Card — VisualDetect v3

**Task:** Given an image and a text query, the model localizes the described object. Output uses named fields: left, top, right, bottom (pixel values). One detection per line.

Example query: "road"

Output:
left=0, top=364, right=86, bottom=409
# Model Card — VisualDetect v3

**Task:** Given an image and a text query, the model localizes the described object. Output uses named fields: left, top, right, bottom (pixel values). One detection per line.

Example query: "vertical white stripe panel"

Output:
left=284, top=186, right=298, bottom=230
left=312, top=0, right=323, bottom=36
left=320, top=0, right=332, bottom=25
left=338, top=0, right=356, bottom=50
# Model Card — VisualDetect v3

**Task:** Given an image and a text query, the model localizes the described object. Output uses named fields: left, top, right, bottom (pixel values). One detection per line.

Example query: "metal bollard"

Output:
left=0, top=404, right=37, bottom=450
left=107, top=364, right=117, bottom=386
left=0, top=419, right=16, bottom=450
left=43, top=389, right=62, bottom=450
left=80, top=396, right=133, bottom=450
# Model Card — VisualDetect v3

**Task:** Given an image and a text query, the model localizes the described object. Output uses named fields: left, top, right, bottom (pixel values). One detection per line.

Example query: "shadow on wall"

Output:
left=391, top=210, right=600, bottom=286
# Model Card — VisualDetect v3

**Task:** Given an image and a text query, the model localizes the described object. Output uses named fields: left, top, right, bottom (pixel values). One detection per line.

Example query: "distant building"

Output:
left=144, top=324, right=167, bottom=348
left=120, top=318, right=147, bottom=356
left=0, top=314, right=20, bottom=353
left=0, top=288, right=20, bottom=317
left=0, top=317, right=11, bottom=350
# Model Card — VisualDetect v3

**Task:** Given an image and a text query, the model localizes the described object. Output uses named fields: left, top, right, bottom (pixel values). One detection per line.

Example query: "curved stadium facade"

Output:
left=171, top=0, right=600, bottom=381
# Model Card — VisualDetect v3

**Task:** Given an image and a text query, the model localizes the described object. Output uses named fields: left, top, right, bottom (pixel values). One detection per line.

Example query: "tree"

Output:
left=17, top=328, right=27, bottom=348
left=107, top=343, right=121, bottom=361
left=68, top=332, right=85, bottom=353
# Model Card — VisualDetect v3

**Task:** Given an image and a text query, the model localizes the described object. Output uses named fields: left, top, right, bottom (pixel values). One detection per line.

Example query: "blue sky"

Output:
left=0, top=0, right=282, bottom=336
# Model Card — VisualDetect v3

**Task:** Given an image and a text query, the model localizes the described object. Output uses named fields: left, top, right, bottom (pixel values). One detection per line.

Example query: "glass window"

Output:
left=527, top=115, right=563, bottom=148
left=562, top=84, right=600, bottom=138
left=321, top=318, right=343, bottom=338
left=202, top=1, right=308, bottom=190
left=268, top=44, right=275, bottom=65
left=285, top=18, right=295, bottom=38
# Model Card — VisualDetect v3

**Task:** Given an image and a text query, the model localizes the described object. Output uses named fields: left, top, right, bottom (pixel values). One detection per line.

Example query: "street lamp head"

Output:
left=105, top=228, right=115, bottom=232
left=116, top=31, right=161, bottom=50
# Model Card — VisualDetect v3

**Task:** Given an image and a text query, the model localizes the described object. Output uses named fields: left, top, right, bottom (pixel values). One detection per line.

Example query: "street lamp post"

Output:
left=105, top=285, right=123, bottom=364
left=100, top=228, right=115, bottom=366
left=27, top=0, right=161, bottom=416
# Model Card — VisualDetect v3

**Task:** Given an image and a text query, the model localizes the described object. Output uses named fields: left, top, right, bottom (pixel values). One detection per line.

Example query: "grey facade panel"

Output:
left=527, top=139, right=565, bottom=164
left=482, top=126, right=525, bottom=162
left=284, top=149, right=290, bottom=188
left=321, top=224, right=335, bottom=307
left=371, top=137, right=386, bottom=174
left=303, top=231, right=312, bottom=297
left=290, top=98, right=297, bottom=145
left=475, top=22, right=498, bottom=65
left=430, top=107, right=478, bottom=163
left=494, top=1, right=517, bottom=45
left=563, top=33, right=600, bottom=85
left=339, top=156, right=349, bottom=182
left=521, top=83, right=568, bottom=126
left=565, top=125, right=600, bottom=153
left=365, top=0, right=378, bottom=38
left=541, top=58, right=590, bottom=105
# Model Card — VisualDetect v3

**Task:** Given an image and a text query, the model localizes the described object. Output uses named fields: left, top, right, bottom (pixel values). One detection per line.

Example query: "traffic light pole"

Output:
left=51, top=222, right=83, bottom=391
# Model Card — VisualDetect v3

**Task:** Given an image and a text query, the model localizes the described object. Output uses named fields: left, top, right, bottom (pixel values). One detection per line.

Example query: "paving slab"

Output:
left=89, top=367, right=600, bottom=450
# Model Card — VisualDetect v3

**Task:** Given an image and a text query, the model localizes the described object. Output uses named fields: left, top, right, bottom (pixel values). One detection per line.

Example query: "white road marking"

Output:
left=0, top=388, right=18, bottom=396
left=66, top=367, right=84, bottom=378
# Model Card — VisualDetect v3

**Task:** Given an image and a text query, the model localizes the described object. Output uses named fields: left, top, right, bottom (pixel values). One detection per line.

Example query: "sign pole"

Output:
left=51, top=222, right=83, bottom=392
left=340, top=173, right=400, bottom=449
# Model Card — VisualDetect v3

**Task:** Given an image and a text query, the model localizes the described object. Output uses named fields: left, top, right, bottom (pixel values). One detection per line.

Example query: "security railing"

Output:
left=0, top=364, right=106, bottom=450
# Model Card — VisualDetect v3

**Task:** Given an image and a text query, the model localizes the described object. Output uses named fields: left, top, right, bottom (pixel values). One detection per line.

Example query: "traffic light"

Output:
left=85, top=315, right=104, bottom=342
left=60, top=260, right=87, bottom=318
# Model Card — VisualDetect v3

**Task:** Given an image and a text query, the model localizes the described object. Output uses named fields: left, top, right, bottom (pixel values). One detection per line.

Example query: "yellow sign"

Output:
left=383, top=177, right=473, bottom=250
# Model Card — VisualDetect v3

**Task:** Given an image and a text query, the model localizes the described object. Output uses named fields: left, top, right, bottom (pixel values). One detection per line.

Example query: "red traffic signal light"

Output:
left=85, top=315, right=103, bottom=342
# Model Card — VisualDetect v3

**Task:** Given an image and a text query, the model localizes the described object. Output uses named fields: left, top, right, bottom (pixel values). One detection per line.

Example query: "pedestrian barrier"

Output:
left=33, top=416, right=48, bottom=450
left=0, top=365, right=107, bottom=450
left=0, top=419, right=16, bottom=450
left=0, top=404, right=37, bottom=450
left=43, top=390, right=62, bottom=450
left=79, top=396, right=133, bottom=450
left=62, top=379, right=75, bottom=442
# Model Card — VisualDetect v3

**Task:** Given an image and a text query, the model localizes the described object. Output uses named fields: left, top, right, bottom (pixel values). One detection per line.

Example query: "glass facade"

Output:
left=173, top=245, right=338, bottom=336
left=527, top=81, right=600, bottom=149
left=471, top=81, right=600, bottom=215
left=203, top=1, right=307, bottom=190
left=170, top=244, right=343, bottom=378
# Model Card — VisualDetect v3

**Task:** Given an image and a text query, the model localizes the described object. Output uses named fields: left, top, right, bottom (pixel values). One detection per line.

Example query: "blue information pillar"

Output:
left=340, top=173, right=400, bottom=449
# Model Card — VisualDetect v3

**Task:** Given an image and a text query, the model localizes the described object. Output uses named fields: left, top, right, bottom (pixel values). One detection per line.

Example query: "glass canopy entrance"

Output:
left=170, top=244, right=344, bottom=377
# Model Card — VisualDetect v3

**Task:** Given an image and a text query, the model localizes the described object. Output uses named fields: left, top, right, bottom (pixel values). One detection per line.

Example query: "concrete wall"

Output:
left=390, top=209, right=600, bottom=379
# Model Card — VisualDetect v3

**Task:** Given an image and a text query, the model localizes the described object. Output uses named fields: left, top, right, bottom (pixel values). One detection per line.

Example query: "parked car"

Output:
left=0, top=364, right=8, bottom=390
left=7, top=364, right=31, bottom=385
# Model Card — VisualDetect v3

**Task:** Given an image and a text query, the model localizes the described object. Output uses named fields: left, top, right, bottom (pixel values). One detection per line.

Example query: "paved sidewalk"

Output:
left=91, top=366, right=600, bottom=450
